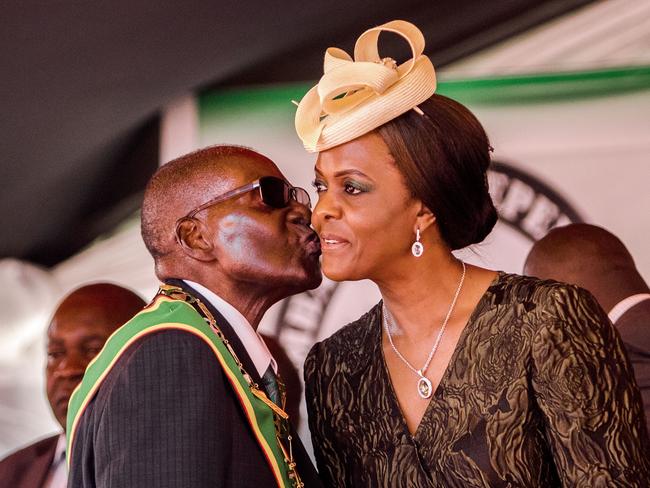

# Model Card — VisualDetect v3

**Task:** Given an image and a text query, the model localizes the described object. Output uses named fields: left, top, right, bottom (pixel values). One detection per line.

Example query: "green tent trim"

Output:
left=199, top=65, right=650, bottom=116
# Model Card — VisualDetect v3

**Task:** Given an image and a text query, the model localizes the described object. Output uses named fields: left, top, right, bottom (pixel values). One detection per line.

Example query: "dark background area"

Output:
left=0, top=0, right=595, bottom=266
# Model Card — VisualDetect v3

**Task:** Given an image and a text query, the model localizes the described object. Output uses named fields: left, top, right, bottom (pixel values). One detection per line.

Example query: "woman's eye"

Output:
left=311, top=180, right=327, bottom=193
left=344, top=180, right=370, bottom=195
left=344, top=184, right=361, bottom=195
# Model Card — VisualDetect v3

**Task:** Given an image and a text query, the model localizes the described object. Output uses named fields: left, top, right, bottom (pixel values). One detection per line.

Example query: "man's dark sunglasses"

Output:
left=182, top=176, right=311, bottom=221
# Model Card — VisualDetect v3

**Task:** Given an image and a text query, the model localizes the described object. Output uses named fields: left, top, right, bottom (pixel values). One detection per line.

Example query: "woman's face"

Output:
left=312, top=131, right=421, bottom=282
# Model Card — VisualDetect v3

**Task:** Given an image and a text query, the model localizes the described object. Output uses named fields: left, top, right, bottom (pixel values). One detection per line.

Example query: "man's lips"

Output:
left=297, top=228, right=322, bottom=256
left=304, top=236, right=322, bottom=256
left=319, top=233, right=350, bottom=251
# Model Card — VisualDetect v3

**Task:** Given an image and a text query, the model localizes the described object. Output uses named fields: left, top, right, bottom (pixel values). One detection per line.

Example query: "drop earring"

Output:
left=411, top=228, right=424, bottom=257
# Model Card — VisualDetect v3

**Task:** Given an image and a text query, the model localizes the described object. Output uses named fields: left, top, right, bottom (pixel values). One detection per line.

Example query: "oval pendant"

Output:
left=417, top=376, right=433, bottom=399
left=411, top=241, right=424, bottom=257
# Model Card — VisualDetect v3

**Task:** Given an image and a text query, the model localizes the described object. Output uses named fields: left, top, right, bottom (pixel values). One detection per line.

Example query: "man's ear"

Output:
left=175, top=218, right=215, bottom=262
left=414, top=203, right=436, bottom=233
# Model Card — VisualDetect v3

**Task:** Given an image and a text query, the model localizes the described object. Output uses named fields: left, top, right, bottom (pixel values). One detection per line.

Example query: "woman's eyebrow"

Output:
left=314, top=167, right=370, bottom=177
left=332, top=169, right=370, bottom=178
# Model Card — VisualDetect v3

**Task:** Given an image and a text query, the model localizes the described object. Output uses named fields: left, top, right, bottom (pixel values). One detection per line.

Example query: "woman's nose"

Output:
left=312, top=190, right=342, bottom=228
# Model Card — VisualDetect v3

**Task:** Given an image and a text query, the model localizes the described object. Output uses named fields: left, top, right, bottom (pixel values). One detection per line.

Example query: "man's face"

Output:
left=45, top=300, right=117, bottom=429
left=197, top=154, right=322, bottom=295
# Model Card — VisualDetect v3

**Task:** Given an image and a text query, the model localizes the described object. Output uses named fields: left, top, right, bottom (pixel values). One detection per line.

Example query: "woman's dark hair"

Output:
left=377, top=94, right=497, bottom=250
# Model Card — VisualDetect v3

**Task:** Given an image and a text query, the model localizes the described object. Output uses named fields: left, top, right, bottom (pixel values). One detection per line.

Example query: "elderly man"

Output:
left=0, top=283, right=145, bottom=488
left=524, top=223, right=650, bottom=430
left=67, top=145, right=322, bottom=487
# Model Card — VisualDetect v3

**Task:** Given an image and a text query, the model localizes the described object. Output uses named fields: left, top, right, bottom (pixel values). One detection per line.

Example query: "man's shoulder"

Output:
left=76, top=329, right=232, bottom=441
left=0, top=434, right=59, bottom=464
left=72, top=298, right=237, bottom=426
left=97, top=296, right=221, bottom=377
left=616, top=300, right=650, bottom=354
left=0, top=434, right=59, bottom=477
left=77, top=328, right=228, bottom=420
left=103, top=328, right=225, bottom=383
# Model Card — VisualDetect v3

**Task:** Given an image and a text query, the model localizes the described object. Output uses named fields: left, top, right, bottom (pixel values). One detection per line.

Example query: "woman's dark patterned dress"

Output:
left=305, top=273, right=650, bottom=487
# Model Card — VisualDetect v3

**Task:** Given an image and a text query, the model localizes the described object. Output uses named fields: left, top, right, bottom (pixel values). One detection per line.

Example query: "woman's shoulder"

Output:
left=495, top=270, right=572, bottom=292
left=493, top=271, right=593, bottom=307
left=492, top=271, right=605, bottom=327
left=305, top=302, right=382, bottom=370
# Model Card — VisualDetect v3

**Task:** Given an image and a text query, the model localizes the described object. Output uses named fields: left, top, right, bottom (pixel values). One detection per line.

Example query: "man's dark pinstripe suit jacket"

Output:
left=68, top=280, right=322, bottom=487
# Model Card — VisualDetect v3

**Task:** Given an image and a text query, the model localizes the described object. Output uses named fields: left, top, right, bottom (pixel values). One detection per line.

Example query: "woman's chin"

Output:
left=322, top=260, right=364, bottom=282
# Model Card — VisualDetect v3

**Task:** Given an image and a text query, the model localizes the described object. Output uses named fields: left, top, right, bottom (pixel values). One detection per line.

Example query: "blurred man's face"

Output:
left=45, top=301, right=119, bottom=429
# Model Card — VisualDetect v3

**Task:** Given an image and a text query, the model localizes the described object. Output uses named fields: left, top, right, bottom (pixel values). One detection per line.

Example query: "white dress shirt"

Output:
left=183, top=280, right=277, bottom=376
left=43, top=434, right=66, bottom=488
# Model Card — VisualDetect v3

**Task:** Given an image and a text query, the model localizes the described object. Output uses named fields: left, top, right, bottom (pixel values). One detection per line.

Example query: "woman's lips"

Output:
left=319, top=234, right=350, bottom=251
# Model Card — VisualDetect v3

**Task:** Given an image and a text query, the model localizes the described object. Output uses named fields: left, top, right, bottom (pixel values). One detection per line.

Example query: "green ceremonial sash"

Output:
left=66, top=288, right=299, bottom=488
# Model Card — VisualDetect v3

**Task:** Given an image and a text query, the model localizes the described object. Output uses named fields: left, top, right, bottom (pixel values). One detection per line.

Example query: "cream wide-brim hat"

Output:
left=294, top=20, right=437, bottom=153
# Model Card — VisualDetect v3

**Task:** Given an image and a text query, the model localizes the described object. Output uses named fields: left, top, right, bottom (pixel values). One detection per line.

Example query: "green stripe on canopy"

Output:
left=199, top=65, right=650, bottom=114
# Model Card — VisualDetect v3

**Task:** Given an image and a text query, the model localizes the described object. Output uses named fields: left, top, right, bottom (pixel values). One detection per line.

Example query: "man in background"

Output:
left=0, top=283, right=145, bottom=488
left=524, top=223, right=650, bottom=430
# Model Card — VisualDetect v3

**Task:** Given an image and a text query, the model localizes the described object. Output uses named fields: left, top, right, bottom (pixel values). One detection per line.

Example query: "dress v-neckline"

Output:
left=378, top=271, right=502, bottom=439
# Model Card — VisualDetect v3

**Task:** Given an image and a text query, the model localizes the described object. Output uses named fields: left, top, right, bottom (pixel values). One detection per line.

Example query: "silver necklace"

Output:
left=382, top=261, right=466, bottom=400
